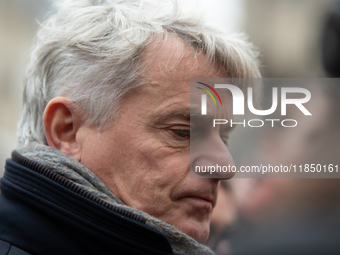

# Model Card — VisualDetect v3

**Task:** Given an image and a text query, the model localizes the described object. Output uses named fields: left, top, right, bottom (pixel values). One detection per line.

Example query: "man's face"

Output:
left=78, top=37, right=234, bottom=243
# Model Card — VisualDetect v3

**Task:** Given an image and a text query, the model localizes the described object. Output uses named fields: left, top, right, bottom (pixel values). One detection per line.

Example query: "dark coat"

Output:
left=0, top=152, right=178, bottom=255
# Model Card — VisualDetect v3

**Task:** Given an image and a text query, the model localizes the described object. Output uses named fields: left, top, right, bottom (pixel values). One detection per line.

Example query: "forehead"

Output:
left=117, top=36, right=226, bottom=121
left=142, top=35, right=223, bottom=88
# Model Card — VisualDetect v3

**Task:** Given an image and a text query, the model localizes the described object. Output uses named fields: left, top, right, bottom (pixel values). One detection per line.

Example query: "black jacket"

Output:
left=0, top=151, right=177, bottom=255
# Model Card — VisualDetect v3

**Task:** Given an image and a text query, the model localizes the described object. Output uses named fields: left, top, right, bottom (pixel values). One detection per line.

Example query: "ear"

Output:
left=43, top=97, right=82, bottom=161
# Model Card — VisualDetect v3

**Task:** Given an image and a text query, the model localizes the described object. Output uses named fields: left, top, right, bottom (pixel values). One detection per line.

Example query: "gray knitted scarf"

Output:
left=17, top=142, right=214, bottom=255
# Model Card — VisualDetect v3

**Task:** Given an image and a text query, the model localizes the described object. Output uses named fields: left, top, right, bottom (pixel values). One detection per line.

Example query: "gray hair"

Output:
left=17, top=0, right=261, bottom=146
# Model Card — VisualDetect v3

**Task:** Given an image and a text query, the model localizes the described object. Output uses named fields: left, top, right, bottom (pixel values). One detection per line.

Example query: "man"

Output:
left=0, top=0, right=260, bottom=254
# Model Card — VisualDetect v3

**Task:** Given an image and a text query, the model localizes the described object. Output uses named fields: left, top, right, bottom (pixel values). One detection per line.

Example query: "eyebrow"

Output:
left=153, top=109, right=191, bottom=124
left=153, top=108, right=218, bottom=123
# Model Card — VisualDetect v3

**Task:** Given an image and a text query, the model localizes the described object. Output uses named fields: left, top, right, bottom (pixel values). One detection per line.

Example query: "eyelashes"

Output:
left=171, top=129, right=190, bottom=140
left=170, top=128, right=229, bottom=146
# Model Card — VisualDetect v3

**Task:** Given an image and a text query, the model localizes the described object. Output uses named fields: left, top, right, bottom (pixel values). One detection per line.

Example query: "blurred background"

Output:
left=0, top=0, right=53, bottom=176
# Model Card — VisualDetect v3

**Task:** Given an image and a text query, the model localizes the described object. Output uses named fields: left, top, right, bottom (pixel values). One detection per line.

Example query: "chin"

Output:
left=177, top=219, right=210, bottom=243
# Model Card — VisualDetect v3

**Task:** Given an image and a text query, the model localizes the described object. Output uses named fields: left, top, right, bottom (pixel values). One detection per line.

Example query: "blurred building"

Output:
left=244, top=0, right=332, bottom=78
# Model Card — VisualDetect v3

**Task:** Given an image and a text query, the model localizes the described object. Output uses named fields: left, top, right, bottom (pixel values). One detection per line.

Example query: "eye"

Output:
left=172, top=129, right=190, bottom=139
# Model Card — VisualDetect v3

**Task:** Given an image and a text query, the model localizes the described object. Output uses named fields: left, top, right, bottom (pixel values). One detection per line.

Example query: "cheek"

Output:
left=80, top=124, right=190, bottom=218
left=79, top=130, right=116, bottom=173
left=117, top=141, right=190, bottom=214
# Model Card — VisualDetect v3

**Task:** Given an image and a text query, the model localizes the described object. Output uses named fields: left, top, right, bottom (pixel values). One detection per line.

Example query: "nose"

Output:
left=190, top=135, right=235, bottom=179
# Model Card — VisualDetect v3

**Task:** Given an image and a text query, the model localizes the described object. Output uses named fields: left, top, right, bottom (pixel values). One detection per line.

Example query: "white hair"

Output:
left=17, top=0, right=261, bottom=146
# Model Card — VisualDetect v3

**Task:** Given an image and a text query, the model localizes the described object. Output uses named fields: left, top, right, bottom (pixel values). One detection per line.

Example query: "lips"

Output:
left=174, top=187, right=217, bottom=208
left=184, top=196, right=216, bottom=210
left=188, top=195, right=216, bottom=207
left=172, top=178, right=219, bottom=209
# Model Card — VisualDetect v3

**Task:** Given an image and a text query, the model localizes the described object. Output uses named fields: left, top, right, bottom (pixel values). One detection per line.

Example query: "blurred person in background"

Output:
left=0, top=0, right=261, bottom=254
left=322, top=0, right=340, bottom=77
left=205, top=180, right=238, bottom=253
